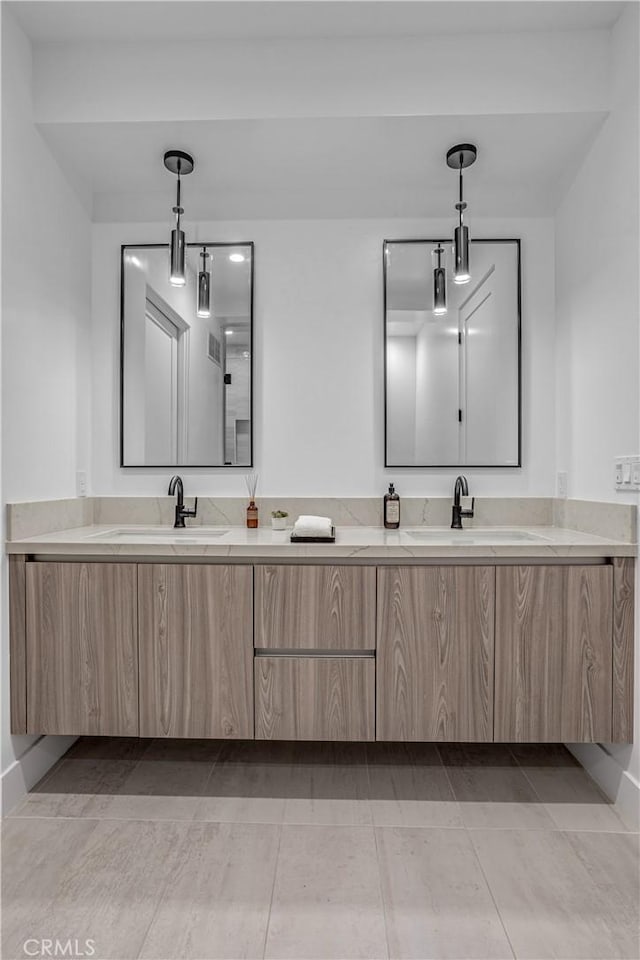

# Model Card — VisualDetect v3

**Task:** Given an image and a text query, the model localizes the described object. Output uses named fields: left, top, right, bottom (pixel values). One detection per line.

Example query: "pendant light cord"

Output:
left=174, top=159, right=182, bottom=230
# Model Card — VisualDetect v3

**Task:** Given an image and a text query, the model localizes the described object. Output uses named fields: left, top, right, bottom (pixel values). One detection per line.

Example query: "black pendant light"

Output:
left=197, top=246, right=211, bottom=318
left=163, top=149, right=194, bottom=287
left=432, top=244, right=447, bottom=316
left=446, top=143, right=477, bottom=285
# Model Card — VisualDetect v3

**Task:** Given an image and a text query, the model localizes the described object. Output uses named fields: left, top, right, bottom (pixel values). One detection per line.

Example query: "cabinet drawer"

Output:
left=255, top=655, right=375, bottom=740
left=255, top=565, right=375, bottom=650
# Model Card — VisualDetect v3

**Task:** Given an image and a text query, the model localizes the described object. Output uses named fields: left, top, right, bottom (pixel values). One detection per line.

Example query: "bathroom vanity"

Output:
left=8, top=517, right=634, bottom=746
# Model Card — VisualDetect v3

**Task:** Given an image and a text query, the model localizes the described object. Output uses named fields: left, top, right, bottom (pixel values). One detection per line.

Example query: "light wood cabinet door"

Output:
left=255, top=655, right=375, bottom=740
left=26, top=562, right=138, bottom=736
left=255, top=565, right=376, bottom=650
left=495, top=565, right=613, bottom=742
left=612, top=557, right=635, bottom=742
left=377, top=566, right=495, bottom=741
left=138, top=564, right=253, bottom=738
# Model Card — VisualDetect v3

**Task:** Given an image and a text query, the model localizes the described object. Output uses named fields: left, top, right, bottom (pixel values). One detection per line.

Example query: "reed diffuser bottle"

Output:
left=245, top=472, right=259, bottom=528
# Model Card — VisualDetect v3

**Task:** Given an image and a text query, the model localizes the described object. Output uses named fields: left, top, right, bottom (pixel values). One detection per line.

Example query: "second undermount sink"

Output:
left=404, top=528, right=550, bottom=543
left=87, top=527, right=229, bottom=541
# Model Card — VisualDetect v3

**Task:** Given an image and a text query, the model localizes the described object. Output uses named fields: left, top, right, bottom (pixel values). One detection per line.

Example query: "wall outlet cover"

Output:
left=615, top=455, right=640, bottom=491
left=76, top=471, right=88, bottom=498
left=557, top=471, right=568, bottom=498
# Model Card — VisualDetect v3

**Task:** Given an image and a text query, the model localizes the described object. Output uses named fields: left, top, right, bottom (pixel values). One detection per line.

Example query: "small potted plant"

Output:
left=271, top=510, right=289, bottom=530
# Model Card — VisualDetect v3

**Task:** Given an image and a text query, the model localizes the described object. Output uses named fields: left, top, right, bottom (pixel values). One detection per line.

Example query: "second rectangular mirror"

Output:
left=121, top=242, right=253, bottom=467
left=384, top=238, right=521, bottom=468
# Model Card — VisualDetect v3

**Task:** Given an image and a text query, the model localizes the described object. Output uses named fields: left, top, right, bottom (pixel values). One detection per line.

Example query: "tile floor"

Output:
left=2, top=740, right=638, bottom=960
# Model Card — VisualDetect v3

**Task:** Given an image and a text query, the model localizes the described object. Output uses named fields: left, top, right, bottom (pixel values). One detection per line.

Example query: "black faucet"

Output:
left=168, top=475, right=198, bottom=529
left=451, top=475, right=475, bottom=530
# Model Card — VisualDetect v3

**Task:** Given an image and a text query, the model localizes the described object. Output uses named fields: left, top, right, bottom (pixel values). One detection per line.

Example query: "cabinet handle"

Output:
left=254, top=648, right=374, bottom=659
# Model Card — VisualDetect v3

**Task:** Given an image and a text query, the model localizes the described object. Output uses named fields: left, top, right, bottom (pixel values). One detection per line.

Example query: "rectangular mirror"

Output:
left=384, top=238, right=521, bottom=467
left=121, top=242, right=253, bottom=467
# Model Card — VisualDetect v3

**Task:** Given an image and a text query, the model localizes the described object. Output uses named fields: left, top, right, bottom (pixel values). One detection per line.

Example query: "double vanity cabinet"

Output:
left=10, top=551, right=634, bottom=744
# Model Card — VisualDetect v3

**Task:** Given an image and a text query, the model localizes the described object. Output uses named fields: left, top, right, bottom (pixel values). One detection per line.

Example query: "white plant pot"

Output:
left=271, top=517, right=288, bottom=530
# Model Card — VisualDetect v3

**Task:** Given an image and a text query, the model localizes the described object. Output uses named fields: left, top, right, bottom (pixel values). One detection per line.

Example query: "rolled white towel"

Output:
left=292, top=515, right=333, bottom=538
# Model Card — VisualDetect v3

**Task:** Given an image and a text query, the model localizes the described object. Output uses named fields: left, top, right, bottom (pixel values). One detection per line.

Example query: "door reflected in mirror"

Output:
left=121, top=243, right=253, bottom=467
left=384, top=239, right=521, bottom=467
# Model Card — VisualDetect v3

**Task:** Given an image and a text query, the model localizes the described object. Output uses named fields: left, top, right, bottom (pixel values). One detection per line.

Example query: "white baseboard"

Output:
left=1, top=735, right=77, bottom=815
left=567, top=742, right=640, bottom=830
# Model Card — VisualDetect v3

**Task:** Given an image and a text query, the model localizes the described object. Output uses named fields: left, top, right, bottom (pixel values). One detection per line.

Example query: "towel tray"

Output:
left=290, top=525, right=336, bottom=543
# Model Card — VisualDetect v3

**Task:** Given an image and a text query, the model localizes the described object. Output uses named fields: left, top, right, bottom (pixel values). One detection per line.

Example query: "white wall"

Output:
left=555, top=3, right=640, bottom=797
left=92, top=217, right=555, bottom=497
left=414, top=320, right=459, bottom=465
left=555, top=11, right=640, bottom=505
left=386, top=336, right=417, bottom=464
left=1, top=9, right=92, bottom=787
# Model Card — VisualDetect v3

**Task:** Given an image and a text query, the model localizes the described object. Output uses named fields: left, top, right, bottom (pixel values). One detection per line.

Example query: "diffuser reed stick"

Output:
left=245, top=473, right=259, bottom=499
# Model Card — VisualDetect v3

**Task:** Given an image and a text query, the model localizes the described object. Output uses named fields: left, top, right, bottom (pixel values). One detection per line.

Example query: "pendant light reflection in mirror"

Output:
left=432, top=244, right=447, bottom=315
left=197, top=246, right=212, bottom=318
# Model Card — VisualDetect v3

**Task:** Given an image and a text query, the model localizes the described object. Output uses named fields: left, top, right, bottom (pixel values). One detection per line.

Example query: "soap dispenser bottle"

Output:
left=384, top=483, right=400, bottom=529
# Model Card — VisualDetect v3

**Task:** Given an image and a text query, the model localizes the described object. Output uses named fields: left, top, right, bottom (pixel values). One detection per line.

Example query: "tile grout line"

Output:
left=21, top=812, right=632, bottom=832
left=465, top=826, right=518, bottom=960
left=194, top=751, right=221, bottom=812
left=508, top=747, right=548, bottom=807
left=511, top=755, right=630, bottom=832
left=555, top=826, right=638, bottom=959
left=509, top=746, right=632, bottom=831
left=37, top=756, right=66, bottom=785
left=18, top=753, right=120, bottom=817
left=435, top=743, right=460, bottom=809
left=260, top=822, right=284, bottom=960
left=364, top=743, right=373, bottom=829
left=133, top=820, right=195, bottom=960
left=371, top=824, right=393, bottom=960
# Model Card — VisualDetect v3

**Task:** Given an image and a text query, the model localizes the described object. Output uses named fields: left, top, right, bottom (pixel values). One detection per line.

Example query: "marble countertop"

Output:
left=6, top=523, right=636, bottom=559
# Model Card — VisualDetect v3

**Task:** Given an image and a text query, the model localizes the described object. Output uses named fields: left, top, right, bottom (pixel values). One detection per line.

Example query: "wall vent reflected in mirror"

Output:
left=384, top=239, right=521, bottom=468
left=120, top=242, right=254, bottom=467
left=208, top=332, right=221, bottom=365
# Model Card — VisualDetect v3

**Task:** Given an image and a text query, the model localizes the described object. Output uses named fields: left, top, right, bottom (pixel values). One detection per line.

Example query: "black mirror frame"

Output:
left=383, top=237, right=522, bottom=469
left=119, top=241, right=255, bottom=469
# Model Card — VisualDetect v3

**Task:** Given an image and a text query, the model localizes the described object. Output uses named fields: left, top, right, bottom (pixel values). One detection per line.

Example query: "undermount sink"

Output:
left=87, top=527, right=229, bottom=541
left=404, top=528, right=550, bottom=543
